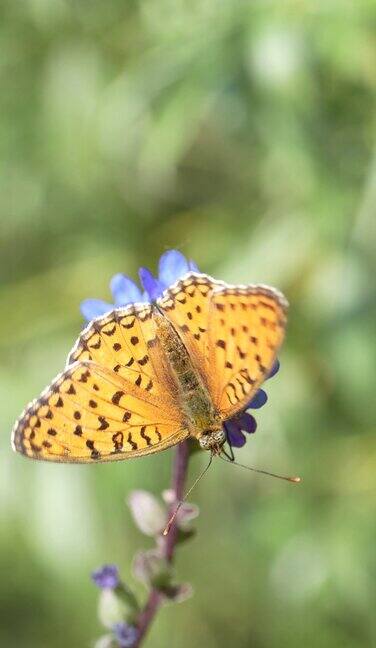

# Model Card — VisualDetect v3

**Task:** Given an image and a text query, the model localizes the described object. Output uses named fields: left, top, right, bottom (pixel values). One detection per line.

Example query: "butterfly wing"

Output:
left=12, top=304, right=188, bottom=462
left=68, top=302, right=176, bottom=398
left=158, top=273, right=287, bottom=420
left=207, top=285, right=287, bottom=418
left=157, top=273, right=223, bottom=386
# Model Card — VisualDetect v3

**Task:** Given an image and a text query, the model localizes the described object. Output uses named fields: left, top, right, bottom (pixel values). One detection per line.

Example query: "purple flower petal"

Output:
left=267, top=358, right=280, bottom=379
left=139, top=267, right=165, bottom=302
left=224, top=420, right=246, bottom=447
left=92, top=564, right=120, bottom=590
left=110, top=273, right=144, bottom=306
left=248, top=389, right=268, bottom=409
left=158, top=250, right=190, bottom=286
left=188, top=259, right=200, bottom=272
left=80, top=299, right=113, bottom=322
left=113, top=623, right=138, bottom=648
left=237, top=412, right=257, bottom=434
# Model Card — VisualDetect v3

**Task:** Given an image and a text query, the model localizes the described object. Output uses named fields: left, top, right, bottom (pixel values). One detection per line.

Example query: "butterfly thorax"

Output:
left=154, top=310, right=224, bottom=449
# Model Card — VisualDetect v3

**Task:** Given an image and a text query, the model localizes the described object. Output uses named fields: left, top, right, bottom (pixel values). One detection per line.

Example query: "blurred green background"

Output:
left=1, top=1, right=375, bottom=646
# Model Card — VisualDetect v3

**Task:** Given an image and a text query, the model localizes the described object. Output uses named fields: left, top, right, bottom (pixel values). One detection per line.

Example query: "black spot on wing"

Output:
left=98, top=416, right=109, bottom=431
left=140, top=426, right=152, bottom=446
left=112, top=432, right=124, bottom=452
left=103, top=324, right=116, bottom=337
left=112, top=391, right=124, bottom=405
left=86, top=439, right=100, bottom=459
left=127, top=432, right=137, bottom=450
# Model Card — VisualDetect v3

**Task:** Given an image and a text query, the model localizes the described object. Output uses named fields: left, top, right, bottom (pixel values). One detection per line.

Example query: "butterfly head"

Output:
left=198, top=428, right=225, bottom=454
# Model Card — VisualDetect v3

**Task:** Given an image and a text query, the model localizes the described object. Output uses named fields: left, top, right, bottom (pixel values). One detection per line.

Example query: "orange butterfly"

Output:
left=11, top=273, right=287, bottom=463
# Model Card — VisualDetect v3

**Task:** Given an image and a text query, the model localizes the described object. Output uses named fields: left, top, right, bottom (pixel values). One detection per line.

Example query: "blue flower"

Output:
left=81, top=250, right=199, bottom=322
left=224, top=359, right=280, bottom=448
left=92, top=564, right=120, bottom=590
left=113, top=623, right=138, bottom=648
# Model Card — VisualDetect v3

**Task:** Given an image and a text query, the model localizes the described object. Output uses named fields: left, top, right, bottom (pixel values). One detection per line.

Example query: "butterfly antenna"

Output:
left=163, top=453, right=213, bottom=536
left=218, top=454, right=301, bottom=484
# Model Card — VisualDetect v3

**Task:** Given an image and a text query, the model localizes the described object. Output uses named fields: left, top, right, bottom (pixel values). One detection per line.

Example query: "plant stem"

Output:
left=134, top=441, right=190, bottom=646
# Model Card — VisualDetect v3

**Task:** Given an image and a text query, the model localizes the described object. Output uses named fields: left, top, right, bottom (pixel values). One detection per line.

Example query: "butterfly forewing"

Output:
left=158, top=272, right=287, bottom=421
left=68, top=303, right=175, bottom=400
left=157, top=273, right=223, bottom=388
left=208, top=285, right=288, bottom=418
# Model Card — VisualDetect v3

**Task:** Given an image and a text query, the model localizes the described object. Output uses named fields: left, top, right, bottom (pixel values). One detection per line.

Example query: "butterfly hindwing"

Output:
left=158, top=272, right=287, bottom=420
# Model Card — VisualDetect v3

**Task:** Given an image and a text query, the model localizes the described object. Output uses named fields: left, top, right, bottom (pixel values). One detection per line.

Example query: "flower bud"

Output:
left=98, top=589, right=131, bottom=629
left=162, top=490, right=199, bottom=531
left=128, top=490, right=166, bottom=536
left=94, top=634, right=118, bottom=648
left=132, top=549, right=172, bottom=589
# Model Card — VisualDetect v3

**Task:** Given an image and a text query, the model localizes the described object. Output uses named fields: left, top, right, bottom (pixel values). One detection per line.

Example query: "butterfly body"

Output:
left=12, top=273, right=287, bottom=463
left=153, top=310, right=222, bottom=447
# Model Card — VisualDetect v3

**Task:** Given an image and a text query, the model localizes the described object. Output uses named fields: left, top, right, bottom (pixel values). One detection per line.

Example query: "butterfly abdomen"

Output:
left=154, top=311, right=221, bottom=439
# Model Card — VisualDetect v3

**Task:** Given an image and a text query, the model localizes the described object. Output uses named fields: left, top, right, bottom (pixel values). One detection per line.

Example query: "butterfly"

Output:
left=11, top=273, right=287, bottom=463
